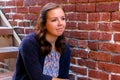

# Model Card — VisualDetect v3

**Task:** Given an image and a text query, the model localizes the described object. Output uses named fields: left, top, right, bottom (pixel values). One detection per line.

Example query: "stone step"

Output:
left=0, top=47, right=18, bottom=73
left=0, top=72, right=13, bottom=80
left=0, top=27, right=13, bottom=36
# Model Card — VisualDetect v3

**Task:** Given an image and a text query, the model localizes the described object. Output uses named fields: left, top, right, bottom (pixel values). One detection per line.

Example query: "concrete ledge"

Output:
left=0, top=72, right=13, bottom=80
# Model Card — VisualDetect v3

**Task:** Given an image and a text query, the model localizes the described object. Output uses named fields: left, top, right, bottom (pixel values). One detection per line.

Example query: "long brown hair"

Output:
left=34, top=3, right=66, bottom=55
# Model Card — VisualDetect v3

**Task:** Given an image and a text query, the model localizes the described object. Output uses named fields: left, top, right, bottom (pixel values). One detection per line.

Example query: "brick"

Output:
left=96, top=2, right=119, bottom=12
left=64, top=31, right=71, bottom=37
left=89, top=69, right=109, bottom=80
left=76, top=3, right=95, bottom=12
left=99, top=32, right=112, bottom=41
left=88, top=41, right=98, bottom=50
left=98, top=62, right=120, bottom=73
left=114, top=33, right=120, bottom=41
left=88, top=13, right=100, bottom=21
left=112, top=11, right=120, bottom=21
left=14, top=27, right=24, bottom=34
left=69, top=31, right=79, bottom=38
left=67, top=13, right=77, bottom=21
left=78, top=40, right=87, bottom=48
left=69, top=74, right=75, bottom=80
left=78, top=23, right=97, bottom=30
left=6, top=1, right=16, bottom=6
left=89, top=0, right=111, bottom=2
left=67, top=39, right=78, bottom=47
left=18, top=22, right=30, bottom=27
left=111, top=54, right=120, bottom=64
left=66, top=22, right=77, bottom=29
left=25, top=14, right=38, bottom=20
left=16, top=0, right=24, bottom=6
left=90, top=32, right=100, bottom=40
left=76, top=32, right=89, bottom=40
left=100, top=13, right=110, bottom=21
left=85, top=60, right=96, bottom=69
left=70, top=57, right=76, bottom=64
left=77, top=77, right=91, bottom=80
left=29, top=7, right=41, bottom=14
left=9, top=21, right=17, bottom=26
left=0, top=1, right=5, bottom=6
left=78, top=59, right=86, bottom=66
left=13, top=14, right=24, bottom=20
left=63, top=4, right=76, bottom=12
left=99, top=23, right=112, bottom=31
left=69, top=0, right=88, bottom=3
left=70, top=66, right=87, bottom=75
left=71, top=49, right=88, bottom=58
left=25, top=28, right=34, bottom=34
left=78, top=59, right=96, bottom=69
left=2, top=8, right=10, bottom=13
left=76, top=13, right=87, bottom=21
left=99, top=42, right=120, bottom=53
left=89, top=51, right=111, bottom=62
left=17, top=7, right=28, bottom=13
left=112, top=22, right=120, bottom=31
left=24, top=0, right=37, bottom=6
left=111, top=74, right=120, bottom=80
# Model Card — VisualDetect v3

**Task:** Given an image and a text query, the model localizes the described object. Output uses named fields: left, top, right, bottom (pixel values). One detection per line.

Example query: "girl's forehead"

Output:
left=47, top=8, right=65, bottom=17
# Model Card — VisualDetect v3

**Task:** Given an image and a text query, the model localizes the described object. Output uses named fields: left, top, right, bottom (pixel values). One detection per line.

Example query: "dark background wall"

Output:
left=1, top=0, right=120, bottom=80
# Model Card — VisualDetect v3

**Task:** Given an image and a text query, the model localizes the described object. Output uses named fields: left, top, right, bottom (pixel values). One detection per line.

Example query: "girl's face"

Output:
left=45, top=8, right=66, bottom=37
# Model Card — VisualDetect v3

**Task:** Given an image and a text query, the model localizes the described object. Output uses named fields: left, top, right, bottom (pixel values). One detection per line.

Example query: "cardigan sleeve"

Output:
left=19, top=37, right=52, bottom=80
left=58, top=43, right=71, bottom=79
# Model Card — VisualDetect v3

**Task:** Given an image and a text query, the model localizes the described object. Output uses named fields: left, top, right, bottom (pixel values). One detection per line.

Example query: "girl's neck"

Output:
left=45, top=34, right=57, bottom=51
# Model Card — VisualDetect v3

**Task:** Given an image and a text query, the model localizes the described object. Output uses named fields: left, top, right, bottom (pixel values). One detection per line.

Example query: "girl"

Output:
left=12, top=2, right=71, bottom=80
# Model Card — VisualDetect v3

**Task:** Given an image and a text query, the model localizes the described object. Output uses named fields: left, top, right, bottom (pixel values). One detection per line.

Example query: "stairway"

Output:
left=0, top=10, right=21, bottom=79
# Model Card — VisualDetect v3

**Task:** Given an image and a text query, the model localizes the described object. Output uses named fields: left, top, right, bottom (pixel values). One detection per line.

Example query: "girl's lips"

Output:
left=56, top=28, right=63, bottom=32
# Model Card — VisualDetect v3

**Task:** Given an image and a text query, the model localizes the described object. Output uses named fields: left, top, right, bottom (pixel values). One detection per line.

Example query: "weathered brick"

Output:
left=111, top=74, right=120, bottom=80
left=88, top=41, right=98, bottom=50
left=17, top=7, right=29, bottom=13
left=100, top=13, right=110, bottom=21
left=6, top=1, right=16, bottom=6
left=16, top=0, right=24, bottom=6
left=96, top=2, right=119, bottom=12
left=111, top=54, right=120, bottom=64
left=66, top=22, right=77, bottom=29
left=29, top=7, right=41, bottom=14
left=76, top=3, right=95, bottom=12
left=90, top=32, right=100, bottom=40
left=63, top=4, right=76, bottom=12
left=99, top=42, right=120, bottom=53
left=99, top=32, right=112, bottom=41
left=67, top=39, right=78, bottom=47
left=76, top=32, right=89, bottom=40
left=99, top=23, right=112, bottom=31
left=78, top=40, right=87, bottom=48
left=13, top=14, right=24, bottom=20
left=70, top=66, right=87, bottom=75
left=76, top=13, right=87, bottom=21
left=89, top=69, right=109, bottom=80
left=67, top=13, right=77, bottom=21
left=78, top=23, right=97, bottom=30
left=89, top=51, right=111, bottom=62
left=112, top=22, right=120, bottom=31
left=114, top=33, right=120, bottom=41
left=98, top=62, right=120, bottom=73
left=112, top=11, right=120, bottom=21
left=88, top=13, right=100, bottom=21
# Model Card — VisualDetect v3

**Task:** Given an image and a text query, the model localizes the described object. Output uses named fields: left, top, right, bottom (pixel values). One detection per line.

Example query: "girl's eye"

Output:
left=62, top=17, right=66, bottom=21
left=51, top=19, right=57, bottom=22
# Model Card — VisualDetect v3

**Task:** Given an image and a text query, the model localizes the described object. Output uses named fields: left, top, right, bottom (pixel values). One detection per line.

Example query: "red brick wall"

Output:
left=1, top=0, right=120, bottom=80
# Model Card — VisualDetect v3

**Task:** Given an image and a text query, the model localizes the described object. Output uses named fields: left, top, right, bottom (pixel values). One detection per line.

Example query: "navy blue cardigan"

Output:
left=12, top=33, right=71, bottom=80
